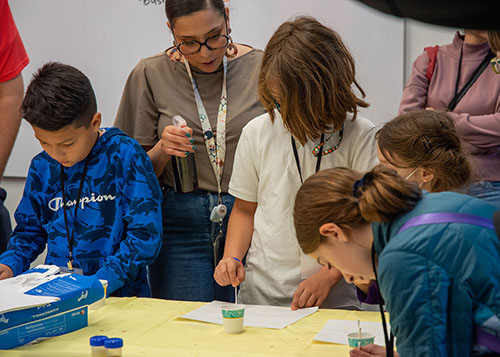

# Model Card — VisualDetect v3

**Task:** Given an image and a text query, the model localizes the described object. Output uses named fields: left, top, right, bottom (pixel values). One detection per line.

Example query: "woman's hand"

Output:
left=214, top=257, right=245, bottom=287
left=159, top=125, right=195, bottom=158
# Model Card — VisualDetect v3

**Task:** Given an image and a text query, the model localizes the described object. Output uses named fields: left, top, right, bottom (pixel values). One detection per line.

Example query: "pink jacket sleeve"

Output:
left=398, top=52, right=430, bottom=115
left=449, top=111, right=500, bottom=150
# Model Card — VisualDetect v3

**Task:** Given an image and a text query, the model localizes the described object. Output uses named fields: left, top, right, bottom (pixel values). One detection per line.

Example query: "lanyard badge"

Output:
left=59, top=131, right=99, bottom=273
left=184, top=56, right=228, bottom=223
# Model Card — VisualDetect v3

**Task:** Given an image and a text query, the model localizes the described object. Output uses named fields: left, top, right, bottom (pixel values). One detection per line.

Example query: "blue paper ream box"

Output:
left=0, top=269, right=104, bottom=349
left=0, top=306, right=88, bottom=350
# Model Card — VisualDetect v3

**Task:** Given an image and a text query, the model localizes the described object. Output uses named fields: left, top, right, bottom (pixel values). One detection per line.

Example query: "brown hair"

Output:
left=377, top=110, right=472, bottom=192
left=258, top=16, right=369, bottom=145
left=293, top=165, right=421, bottom=254
left=488, top=31, right=500, bottom=53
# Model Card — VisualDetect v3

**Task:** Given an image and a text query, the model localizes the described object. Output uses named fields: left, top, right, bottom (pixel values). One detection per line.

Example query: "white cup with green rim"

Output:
left=348, top=331, right=375, bottom=347
left=221, top=304, right=245, bottom=334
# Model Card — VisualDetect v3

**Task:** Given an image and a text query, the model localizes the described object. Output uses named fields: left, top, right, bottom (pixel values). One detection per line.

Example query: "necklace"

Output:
left=312, top=125, right=344, bottom=157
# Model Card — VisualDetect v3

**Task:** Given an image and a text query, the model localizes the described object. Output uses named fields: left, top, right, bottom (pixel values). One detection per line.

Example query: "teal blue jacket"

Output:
left=372, top=192, right=500, bottom=356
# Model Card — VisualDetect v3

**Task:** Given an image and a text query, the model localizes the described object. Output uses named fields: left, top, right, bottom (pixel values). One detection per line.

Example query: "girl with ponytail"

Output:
left=294, top=165, right=500, bottom=356
left=377, top=109, right=473, bottom=193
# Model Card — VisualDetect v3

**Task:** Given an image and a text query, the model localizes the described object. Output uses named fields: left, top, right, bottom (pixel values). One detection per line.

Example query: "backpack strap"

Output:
left=424, top=45, right=439, bottom=83
left=398, top=212, right=494, bottom=234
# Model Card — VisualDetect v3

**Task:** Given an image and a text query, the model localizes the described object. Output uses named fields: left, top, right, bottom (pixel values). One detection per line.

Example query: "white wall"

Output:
left=6, top=0, right=405, bottom=178
left=2, top=4, right=461, bottom=227
left=404, top=19, right=457, bottom=81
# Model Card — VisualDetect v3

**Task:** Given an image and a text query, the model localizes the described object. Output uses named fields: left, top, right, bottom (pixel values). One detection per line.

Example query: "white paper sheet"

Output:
left=0, top=266, right=62, bottom=314
left=313, top=319, right=389, bottom=346
left=180, top=300, right=318, bottom=329
left=0, top=287, right=59, bottom=314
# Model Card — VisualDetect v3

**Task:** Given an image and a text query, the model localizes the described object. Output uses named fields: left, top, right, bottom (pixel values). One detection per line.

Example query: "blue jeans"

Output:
left=466, top=181, right=500, bottom=208
left=0, top=188, right=12, bottom=254
left=148, top=187, right=235, bottom=302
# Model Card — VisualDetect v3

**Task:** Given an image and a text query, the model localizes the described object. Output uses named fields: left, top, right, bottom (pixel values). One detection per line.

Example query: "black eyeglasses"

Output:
left=173, top=13, right=230, bottom=55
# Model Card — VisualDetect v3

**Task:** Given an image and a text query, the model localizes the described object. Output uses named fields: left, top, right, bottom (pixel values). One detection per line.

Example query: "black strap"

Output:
left=291, top=133, right=324, bottom=184
left=371, top=244, right=394, bottom=357
left=448, top=49, right=495, bottom=111
left=494, top=210, right=500, bottom=238
left=59, top=131, right=99, bottom=269
left=452, top=43, right=464, bottom=101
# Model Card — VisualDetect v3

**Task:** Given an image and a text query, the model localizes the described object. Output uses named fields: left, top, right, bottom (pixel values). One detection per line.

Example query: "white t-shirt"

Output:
left=229, top=111, right=378, bottom=307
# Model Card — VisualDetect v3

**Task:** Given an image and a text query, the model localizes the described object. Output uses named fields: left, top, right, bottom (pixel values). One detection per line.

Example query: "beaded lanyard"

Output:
left=312, top=125, right=344, bottom=157
left=183, top=56, right=227, bottom=200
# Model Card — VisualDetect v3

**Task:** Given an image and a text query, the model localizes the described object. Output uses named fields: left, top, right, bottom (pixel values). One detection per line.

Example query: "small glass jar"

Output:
left=104, top=337, right=123, bottom=356
left=89, top=335, right=108, bottom=357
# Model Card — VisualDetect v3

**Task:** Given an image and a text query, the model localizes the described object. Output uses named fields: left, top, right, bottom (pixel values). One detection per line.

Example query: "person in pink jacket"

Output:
left=399, top=30, right=500, bottom=207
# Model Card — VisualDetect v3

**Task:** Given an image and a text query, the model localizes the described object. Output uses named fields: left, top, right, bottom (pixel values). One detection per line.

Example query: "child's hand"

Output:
left=350, top=344, right=399, bottom=357
left=214, top=257, right=245, bottom=287
left=0, top=264, right=13, bottom=280
left=159, top=125, right=195, bottom=158
left=291, top=266, right=342, bottom=310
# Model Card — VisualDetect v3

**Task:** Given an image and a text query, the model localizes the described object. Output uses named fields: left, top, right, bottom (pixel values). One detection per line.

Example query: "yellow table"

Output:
left=2, top=297, right=383, bottom=356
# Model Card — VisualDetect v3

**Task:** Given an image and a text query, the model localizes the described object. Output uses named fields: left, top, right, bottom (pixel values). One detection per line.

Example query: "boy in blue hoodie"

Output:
left=0, top=62, right=162, bottom=297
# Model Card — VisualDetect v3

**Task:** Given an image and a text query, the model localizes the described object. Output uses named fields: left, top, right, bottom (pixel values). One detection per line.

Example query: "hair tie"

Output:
left=353, top=172, right=372, bottom=198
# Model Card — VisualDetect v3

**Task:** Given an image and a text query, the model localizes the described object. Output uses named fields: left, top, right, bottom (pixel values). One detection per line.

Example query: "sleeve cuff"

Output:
left=95, top=267, right=124, bottom=297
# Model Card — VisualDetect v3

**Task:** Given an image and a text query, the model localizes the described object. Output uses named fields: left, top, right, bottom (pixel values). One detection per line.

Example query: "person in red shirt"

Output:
left=0, top=0, right=29, bottom=253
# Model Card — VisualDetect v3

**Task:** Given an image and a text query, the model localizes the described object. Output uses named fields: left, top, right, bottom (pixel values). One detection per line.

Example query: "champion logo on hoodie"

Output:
left=48, top=193, right=117, bottom=212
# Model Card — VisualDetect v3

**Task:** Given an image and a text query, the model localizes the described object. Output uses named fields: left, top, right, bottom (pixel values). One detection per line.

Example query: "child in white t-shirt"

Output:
left=214, top=16, right=378, bottom=309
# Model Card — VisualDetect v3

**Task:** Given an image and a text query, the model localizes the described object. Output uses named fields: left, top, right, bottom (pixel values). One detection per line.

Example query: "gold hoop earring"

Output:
left=226, top=36, right=238, bottom=59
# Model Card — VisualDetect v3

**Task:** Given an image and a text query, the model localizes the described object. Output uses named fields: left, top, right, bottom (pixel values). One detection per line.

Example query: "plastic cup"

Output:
left=89, top=335, right=108, bottom=357
left=104, top=337, right=123, bottom=356
left=221, top=304, right=245, bottom=334
left=90, top=279, right=108, bottom=310
left=348, top=331, right=375, bottom=347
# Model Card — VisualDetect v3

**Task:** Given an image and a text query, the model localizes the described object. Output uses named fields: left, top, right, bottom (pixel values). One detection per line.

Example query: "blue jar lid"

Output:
left=89, top=335, right=108, bottom=346
left=104, top=338, right=123, bottom=348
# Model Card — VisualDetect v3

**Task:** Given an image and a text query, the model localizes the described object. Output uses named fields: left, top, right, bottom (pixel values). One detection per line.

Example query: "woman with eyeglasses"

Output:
left=114, top=0, right=265, bottom=302
left=399, top=30, right=500, bottom=208
left=293, top=165, right=499, bottom=357
left=213, top=16, right=377, bottom=310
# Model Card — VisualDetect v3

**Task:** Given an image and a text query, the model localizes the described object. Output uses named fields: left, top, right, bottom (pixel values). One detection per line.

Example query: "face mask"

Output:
left=405, top=167, right=425, bottom=188
left=405, top=167, right=419, bottom=180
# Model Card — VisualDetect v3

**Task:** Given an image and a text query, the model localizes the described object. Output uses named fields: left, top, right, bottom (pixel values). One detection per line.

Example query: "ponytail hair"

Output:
left=377, top=110, right=473, bottom=192
left=293, top=165, right=421, bottom=254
